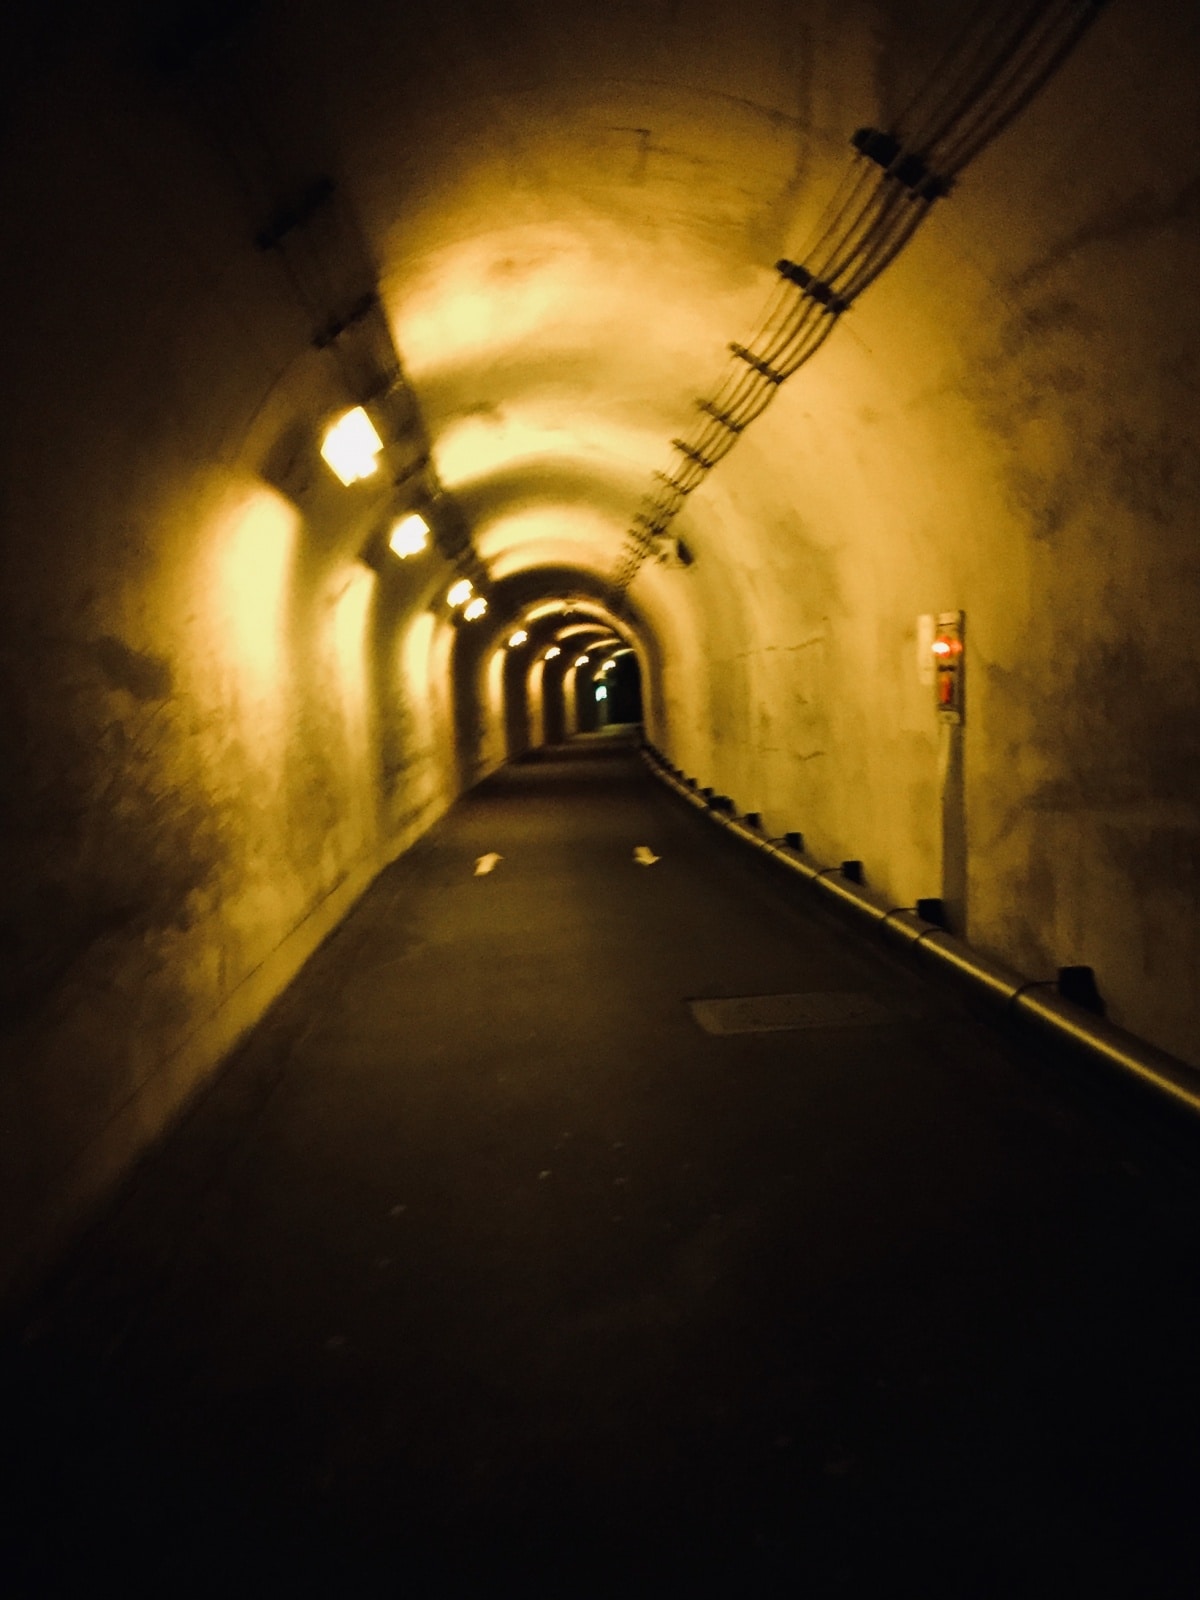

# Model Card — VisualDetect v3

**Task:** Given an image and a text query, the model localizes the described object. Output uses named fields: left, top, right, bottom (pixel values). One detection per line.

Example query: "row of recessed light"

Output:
left=320, top=406, right=487, bottom=619
left=321, top=410, right=634, bottom=648
left=503, top=631, right=586, bottom=668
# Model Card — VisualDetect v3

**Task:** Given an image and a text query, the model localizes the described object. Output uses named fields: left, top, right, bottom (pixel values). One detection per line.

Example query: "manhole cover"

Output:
left=688, top=992, right=895, bottom=1035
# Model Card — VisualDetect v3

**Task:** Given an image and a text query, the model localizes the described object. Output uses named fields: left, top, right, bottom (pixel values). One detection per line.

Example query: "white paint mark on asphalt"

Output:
left=475, top=852, right=503, bottom=876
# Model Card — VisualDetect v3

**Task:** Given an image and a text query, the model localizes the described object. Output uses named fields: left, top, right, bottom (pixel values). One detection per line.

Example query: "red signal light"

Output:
left=932, top=612, right=965, bottom=723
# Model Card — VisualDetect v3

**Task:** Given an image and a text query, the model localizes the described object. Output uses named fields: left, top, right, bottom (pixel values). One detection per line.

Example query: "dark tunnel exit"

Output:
left=576, top=650, right=643, bottom=734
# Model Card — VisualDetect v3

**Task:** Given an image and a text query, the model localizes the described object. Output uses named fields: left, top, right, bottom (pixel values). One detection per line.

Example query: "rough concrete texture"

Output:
left=4, top=742, right=1200, bottom=1596
left=1, top=0, right=1199, bottom=1295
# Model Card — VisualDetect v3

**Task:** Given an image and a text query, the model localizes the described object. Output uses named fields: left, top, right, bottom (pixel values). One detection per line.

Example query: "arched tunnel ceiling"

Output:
left=257, top=0, right=955, bottom=594
left=8, top=0, right=1158, bottom=612
left=184, top=0, right=1166, bottom=616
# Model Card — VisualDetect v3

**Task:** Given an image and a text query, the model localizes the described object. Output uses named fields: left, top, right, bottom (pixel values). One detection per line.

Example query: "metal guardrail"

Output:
left=641, top=743, right=1200, bottom=1117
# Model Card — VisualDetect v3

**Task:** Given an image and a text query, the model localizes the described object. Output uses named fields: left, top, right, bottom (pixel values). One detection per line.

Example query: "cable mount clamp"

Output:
left=774, top=260, right=848, bottom=313
left=850, top=129, right=952, bottom=200
left=672, top=440, right=716, bottom=471
left=632, top=512, right=666, bottom=534
left=696, top=400, right=745, bottom=434
left=729, top=344, right=786, bottom=384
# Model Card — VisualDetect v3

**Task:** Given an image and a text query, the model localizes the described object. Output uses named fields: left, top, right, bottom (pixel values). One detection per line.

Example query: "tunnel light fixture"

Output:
left=447, top=578, right=473, bottom=607
left=508, top=629, right=528, bottom=648
left=321, top=406, right=383, bottom=485
left=595, top=686, right=607, bottom=701
left=388, top=512, right=430, bottom=558
left=463, top=597, right=488, bottom=621
left=574, top=654, right=589, bottom=668
left=544, top=646, right=561, bottom=661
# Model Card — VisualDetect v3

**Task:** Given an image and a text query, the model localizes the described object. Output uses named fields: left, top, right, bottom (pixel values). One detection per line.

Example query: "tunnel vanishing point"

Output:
left=1, top=0, right=1199, bottom=1302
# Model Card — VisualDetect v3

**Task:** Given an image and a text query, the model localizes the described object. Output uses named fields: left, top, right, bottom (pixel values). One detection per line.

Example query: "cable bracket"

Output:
left=696, top=400, right=744, bottom=434
left=850, top=128, right=951, bottom=199
left=774, top=260, right=848, bottom=313
left=729, top=344, right=786, bottom=384
left=672, top=439, right=716, bottom=470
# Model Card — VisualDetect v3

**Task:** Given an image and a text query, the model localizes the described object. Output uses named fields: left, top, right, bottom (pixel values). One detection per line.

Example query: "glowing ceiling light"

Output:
left=508, top=629, right=528, bottom=647
left=388, top=512, right=430, bottom=558
left=574, top=654, right=589, bottom=668
left=321, top=407, right=383, bottom=485
left=463, top=596, right=488, bottom=620
left=595, top=685, right=607, bottom=701
left=544, top=646, right=561, bottom=660
left=447, top=578, right=473, bottom=607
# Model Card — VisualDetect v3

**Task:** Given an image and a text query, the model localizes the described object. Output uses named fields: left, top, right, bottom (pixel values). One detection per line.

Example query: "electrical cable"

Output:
left=938, top=5, right=1109, bottom=175
left=613, top=0, right=1107, bottom=595
left=902, top=0, right=1052, bottom=153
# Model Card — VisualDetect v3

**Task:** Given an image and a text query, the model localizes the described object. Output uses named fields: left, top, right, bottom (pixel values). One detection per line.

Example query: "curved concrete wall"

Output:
left=636, top=1, right=1200, bottom=1067
left=2, top=0, right=1197, bottom=1294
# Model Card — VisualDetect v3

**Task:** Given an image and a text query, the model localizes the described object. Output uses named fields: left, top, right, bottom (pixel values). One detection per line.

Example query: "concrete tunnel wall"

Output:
left=1, top=0, right=1199, bottom=1297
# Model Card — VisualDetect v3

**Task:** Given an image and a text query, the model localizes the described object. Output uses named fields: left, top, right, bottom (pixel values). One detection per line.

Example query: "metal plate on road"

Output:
left=688, top=992, right=895, bottom=1035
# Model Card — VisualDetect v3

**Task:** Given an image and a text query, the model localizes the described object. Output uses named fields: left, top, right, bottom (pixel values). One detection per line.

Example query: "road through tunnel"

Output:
left=2, top=0, right=1200, bottom=1303
left=6, top=734, right=1200, bottom=1594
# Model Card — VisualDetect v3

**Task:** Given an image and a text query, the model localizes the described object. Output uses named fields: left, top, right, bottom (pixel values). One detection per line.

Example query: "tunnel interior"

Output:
left=590, top=650, right=644, bottom=732
left=2, top=0, right=1200, bottom=1301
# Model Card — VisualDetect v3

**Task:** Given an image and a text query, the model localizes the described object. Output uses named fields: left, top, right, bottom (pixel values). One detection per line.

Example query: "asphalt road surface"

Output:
left=5, top=736, right=1200, bottom=1596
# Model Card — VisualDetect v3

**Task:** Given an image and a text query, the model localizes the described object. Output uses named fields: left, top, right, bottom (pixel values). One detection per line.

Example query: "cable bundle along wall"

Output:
left=611, top=0, right=1109, bottom=593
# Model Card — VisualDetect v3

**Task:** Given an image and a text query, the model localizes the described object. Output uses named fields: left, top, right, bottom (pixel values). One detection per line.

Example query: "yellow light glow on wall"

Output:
left=395, top=227, right=585, bottom=378
left=447, top=578, right=473, bottom=607
left=401, top=609, right=437, bottom=707
left=388, top=512, right=430, bottom=558
left=434, top=414, right=627, bottom=492
left=482, top=644, right=507, bottom=771
left=321, top=407, right=383, bottom=485
left=325, top=564, right=378, bottom=857
left=332, top=566, right=375, bottom=685
left=555, top=625, right=610, bottom=641
left=529, top=655, right=547, bottom=747
left=508, top=629, right=528, bottom=647
left=216, top=487, right=298, bottom=703
left=463, top=597, right=488, bottom=621
left=474, top=504, right=625, bottom=580
left=397, top=608, right=450, bottom=812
